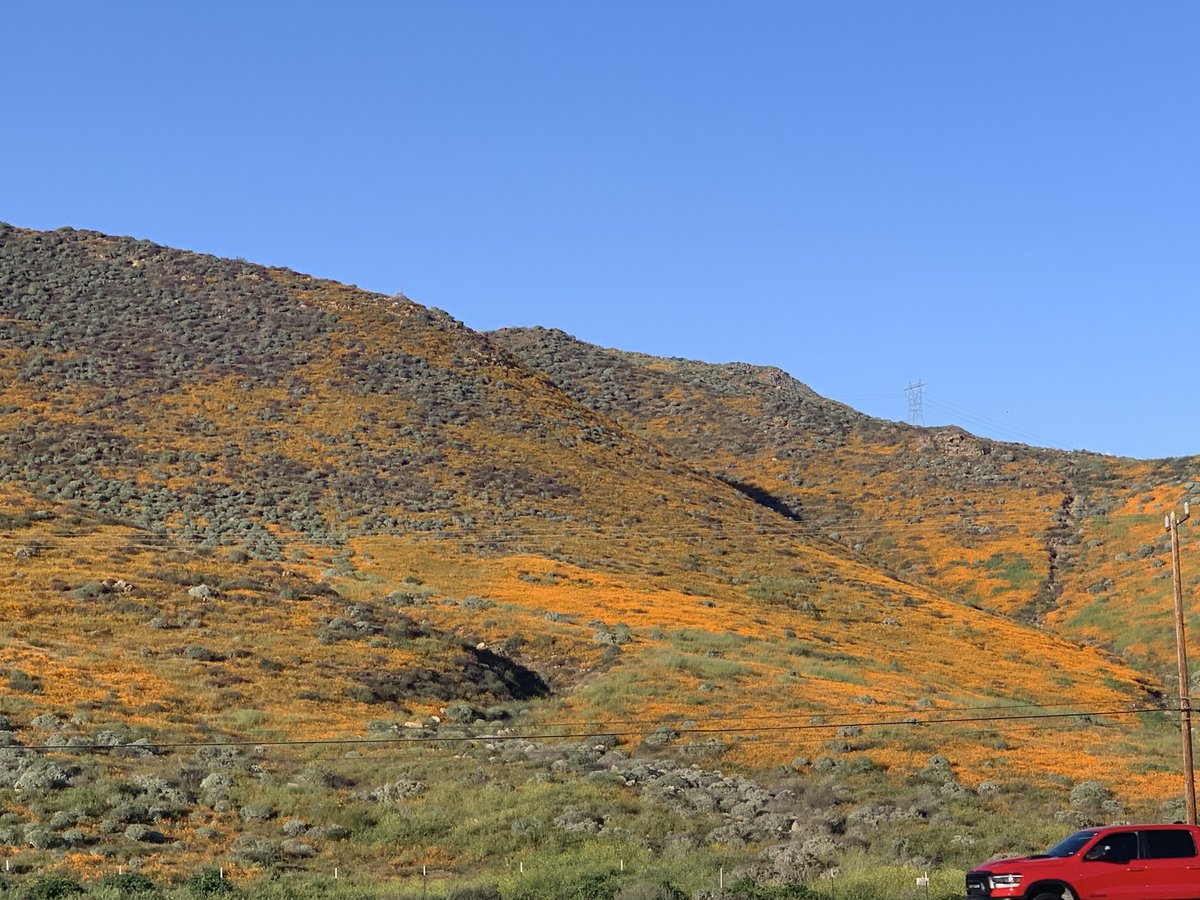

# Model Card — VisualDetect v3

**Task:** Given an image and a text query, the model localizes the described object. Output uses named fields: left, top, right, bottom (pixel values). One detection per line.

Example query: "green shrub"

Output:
left=20, top=876, right=85, bottom=900
left=447, top=887, right=502, bottom=900
left=614, top=882, right=686, bottom=900
left=187, top=870, right=236, bottom=898
left=69, top=581, right=107, bottom=600
left=7, top=670, right=42, bottom=694
left=95, top=872, right=160, bottom=896
left=723, top=879, right=818, bottom=899
left=506, top=871, right=620, bottom=900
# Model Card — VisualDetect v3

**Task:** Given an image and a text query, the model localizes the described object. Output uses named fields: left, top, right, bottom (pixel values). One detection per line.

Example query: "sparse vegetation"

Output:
left=0, top=224, right=1195, bottom=894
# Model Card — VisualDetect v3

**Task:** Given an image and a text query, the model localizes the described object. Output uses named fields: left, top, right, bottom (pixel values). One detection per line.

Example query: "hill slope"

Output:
left=0, top=224, right=1189, bottom=889
left=491, top=326, right=1200, bottom=672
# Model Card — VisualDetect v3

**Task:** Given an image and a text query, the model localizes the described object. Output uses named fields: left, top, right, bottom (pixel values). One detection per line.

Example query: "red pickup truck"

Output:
left=966, top=824, right=1200, bottom=899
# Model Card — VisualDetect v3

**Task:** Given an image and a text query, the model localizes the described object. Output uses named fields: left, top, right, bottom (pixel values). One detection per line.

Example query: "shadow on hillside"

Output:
left=352, top=646, right=550, bottom=705
left=469, top=646, right=551, bottom=701
left=718, top=477, right=803, bottom=522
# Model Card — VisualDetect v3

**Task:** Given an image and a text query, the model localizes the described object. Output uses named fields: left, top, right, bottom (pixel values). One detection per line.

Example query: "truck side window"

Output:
left=1142, top=829, right=1197, bottom=859
left=1093, top=832, right=1138, bottom=861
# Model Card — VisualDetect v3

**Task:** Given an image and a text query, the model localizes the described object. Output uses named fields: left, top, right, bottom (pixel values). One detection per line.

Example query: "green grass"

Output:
left=0, top=732, right=1190, bottom=900
left=648, top=650, right=754, bottom=681
left=226, top=708, right=268, bottom=729
left=980, top=553, right=1039, bottom=592
left=799, top=662, right=869, bottom=685
left=745, top=577, right=820, bottom=610
left=663, top=628, right=754, bottom=653
left=805, top=853, right=965, bottom=900
left=1064, top=588, right=1178, bottom=660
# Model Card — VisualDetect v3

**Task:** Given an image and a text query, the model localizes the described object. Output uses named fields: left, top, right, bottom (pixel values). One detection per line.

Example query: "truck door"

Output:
left=1074, top=831, right=1146, bottom=900
left=1138, top=828, right=1200, bottom=900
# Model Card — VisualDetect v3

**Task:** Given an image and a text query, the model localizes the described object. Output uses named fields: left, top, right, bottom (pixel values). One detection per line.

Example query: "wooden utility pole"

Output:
left=1167, top=502, right=1195, bottom=825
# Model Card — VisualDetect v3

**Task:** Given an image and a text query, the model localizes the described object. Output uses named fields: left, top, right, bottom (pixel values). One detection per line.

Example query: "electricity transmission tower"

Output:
left=905, top=381, right=925, bottom=426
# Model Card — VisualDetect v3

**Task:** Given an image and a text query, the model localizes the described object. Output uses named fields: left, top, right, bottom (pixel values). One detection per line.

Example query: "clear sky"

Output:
left=3, top=2, right=1197, bottom=459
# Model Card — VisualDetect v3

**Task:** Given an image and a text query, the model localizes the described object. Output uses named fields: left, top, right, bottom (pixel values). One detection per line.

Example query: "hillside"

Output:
left=0, top=224, right=1191, bottom=894
left=491, top=327, right=1200, bottom=673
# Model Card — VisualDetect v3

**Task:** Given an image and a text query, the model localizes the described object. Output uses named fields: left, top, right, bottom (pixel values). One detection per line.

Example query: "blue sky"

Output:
left=3, top=2, right=1197, bottom=459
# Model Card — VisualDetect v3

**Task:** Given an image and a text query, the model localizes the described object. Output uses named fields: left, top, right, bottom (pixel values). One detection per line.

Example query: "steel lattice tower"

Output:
left=906, top=381, right=925, bottom=426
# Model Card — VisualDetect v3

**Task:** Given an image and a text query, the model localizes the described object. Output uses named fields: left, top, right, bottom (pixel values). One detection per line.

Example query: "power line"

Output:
left=13, top=704, right=1173, bottom=754
left=4, top=700, right=1145, bottom=742
left=923, top=393, right=1056, bottom=448
left=0, top=507, right=1168, bottom=546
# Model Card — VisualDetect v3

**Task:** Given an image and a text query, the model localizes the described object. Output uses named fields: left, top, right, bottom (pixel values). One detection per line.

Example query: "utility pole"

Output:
left=1167, top=502, right=1195, bottom=825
